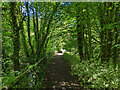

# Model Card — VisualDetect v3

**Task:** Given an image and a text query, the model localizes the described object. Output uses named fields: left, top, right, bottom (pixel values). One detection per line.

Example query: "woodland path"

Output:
left=43, top=53, right=84, bottom=90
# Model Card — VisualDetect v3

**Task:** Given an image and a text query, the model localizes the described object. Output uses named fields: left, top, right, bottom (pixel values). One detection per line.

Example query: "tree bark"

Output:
left=97, top=3, right=106, bottom=63
left=86, top=4, right=91, bottom=60
left=20, top=23, right=29, bottom=58
left=10, top=2, right=20, bottom=71
left=26, top=2, right=34, bottom=55
left=113, top=3, right=119, bottom=68
left=106, top=3, right=114, bottom=61
left=76, top=3, right=83, bottom=60
left=37, top=3, right=60, bottom=60
left=32, top=6, right=37, bottom=42
left=35, top=3, right=40, bottom=58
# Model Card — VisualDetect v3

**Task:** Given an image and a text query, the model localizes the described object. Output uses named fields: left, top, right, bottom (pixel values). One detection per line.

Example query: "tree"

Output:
left=76, top=3, right=84, bottom=60
left=26, top=2, right=34, bottom=55
left=10, top=2, right=20, bottom=71
left=113, top=2, right=119, bottom=68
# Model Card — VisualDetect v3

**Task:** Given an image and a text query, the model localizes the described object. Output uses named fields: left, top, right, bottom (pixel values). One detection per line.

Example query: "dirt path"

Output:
left=43, top=53, right=84, bottom=89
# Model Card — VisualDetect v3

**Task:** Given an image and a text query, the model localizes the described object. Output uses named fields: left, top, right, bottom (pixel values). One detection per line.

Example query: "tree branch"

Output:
left=91, top=35, right=101, bottom=43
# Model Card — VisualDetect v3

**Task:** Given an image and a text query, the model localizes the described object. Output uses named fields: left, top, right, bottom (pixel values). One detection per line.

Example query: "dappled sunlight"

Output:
left=59, top=81, right=70, bottom=86
left=56, top=53, right=63, bottom=55
left=59, top=81, right=79, bottom=87
left=61, top=49, right=66, bottom=53
left=43, top=53, right=81, bottom=89
left=2, top=1, right=118, bottom=89
left=44, top=80, right=80, bottom=89
left=52, top=62, right=56, bottom=64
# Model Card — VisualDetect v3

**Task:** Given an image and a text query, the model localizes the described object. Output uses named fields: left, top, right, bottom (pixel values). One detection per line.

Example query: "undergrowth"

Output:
left=2, top=51, right=55, bottom=89
left=63, top=52, right=118, bottom=88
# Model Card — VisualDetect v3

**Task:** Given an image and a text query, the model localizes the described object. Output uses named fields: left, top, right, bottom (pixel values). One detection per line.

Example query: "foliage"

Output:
left=63, top=52, right=118, bottom=88
left=1, top=1, right=120, bottom=89
left=2, top=51, right=55, bottom=88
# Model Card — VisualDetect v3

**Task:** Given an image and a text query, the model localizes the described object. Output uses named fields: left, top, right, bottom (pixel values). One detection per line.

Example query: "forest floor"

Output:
left=43, top=53, right=84, bottom=90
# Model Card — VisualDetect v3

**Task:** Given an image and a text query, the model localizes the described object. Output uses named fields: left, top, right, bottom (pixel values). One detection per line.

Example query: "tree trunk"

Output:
left=10, top=2, right=20, bottom=71
left=86, top=4, right=91, bottom=60
left=35, top=3, right=40, bottom=58
left=97, top=3, right=106, bottom=63
left=85, top=28, right=89, bottom=60
left=37, top=3, right=60, bottom=60
left=26, top=2, right=34, bottom=55
left=20, top=22, right=29, bottom=58
left=76, top=3, right=83, bottom=60
left=113, top=3, right=119, bottom=68
left=106, top=3, right=114, bottom=61
left=32, top=6, right=37, bottom=42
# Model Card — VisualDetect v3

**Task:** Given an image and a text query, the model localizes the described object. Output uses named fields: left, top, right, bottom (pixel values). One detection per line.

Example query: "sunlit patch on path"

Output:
left=43, top=53, right=83, bottom=89
left=56, top=53, right=63, bottom=55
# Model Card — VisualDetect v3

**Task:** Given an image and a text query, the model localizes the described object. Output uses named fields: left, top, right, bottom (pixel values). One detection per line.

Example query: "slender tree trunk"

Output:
left=32, top=7, right=37, bottom=42
left=26, top=2, right=34, bottom=55
left=103, top=3, right=108, bottom=63
left=97, top=3, right=106, bottom=63
left=10, top=2, right=20, bottom=71
left=35, top=3, right=40, bottom=58
left=85, top=28, right=89, bottom=60
left=106, top=3, right=114, bottom=61
left=113, top=3, right=119, bottom=68
left=21, top=23, right=29, bottom=57
left=76, top=3, right=83, bottom=60
left=83, top=25, right=85, bottom=60
left=86, top=4, right=91, bottom=60
left=32, top=6, right=38, bottom=55
left=37, top=3, right=60, bottom=60
left=18, top=4, right=29, bottom=58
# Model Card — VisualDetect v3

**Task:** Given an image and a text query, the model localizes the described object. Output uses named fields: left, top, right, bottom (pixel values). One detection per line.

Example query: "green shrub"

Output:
left=63, top=52, right=118, bottom=88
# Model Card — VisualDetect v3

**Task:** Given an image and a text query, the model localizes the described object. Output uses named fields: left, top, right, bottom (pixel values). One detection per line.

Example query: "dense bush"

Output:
left=2, top=51, right=55, bottom=88
left=63, top=52, right=118, bottom=88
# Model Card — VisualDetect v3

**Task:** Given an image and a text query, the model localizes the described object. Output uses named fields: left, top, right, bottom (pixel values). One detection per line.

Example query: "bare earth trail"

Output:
left=43, top=53, right=84, bottom=90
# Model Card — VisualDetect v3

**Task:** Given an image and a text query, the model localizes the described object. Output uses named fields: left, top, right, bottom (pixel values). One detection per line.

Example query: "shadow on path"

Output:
left=43, top=53, right=84, bottom=90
